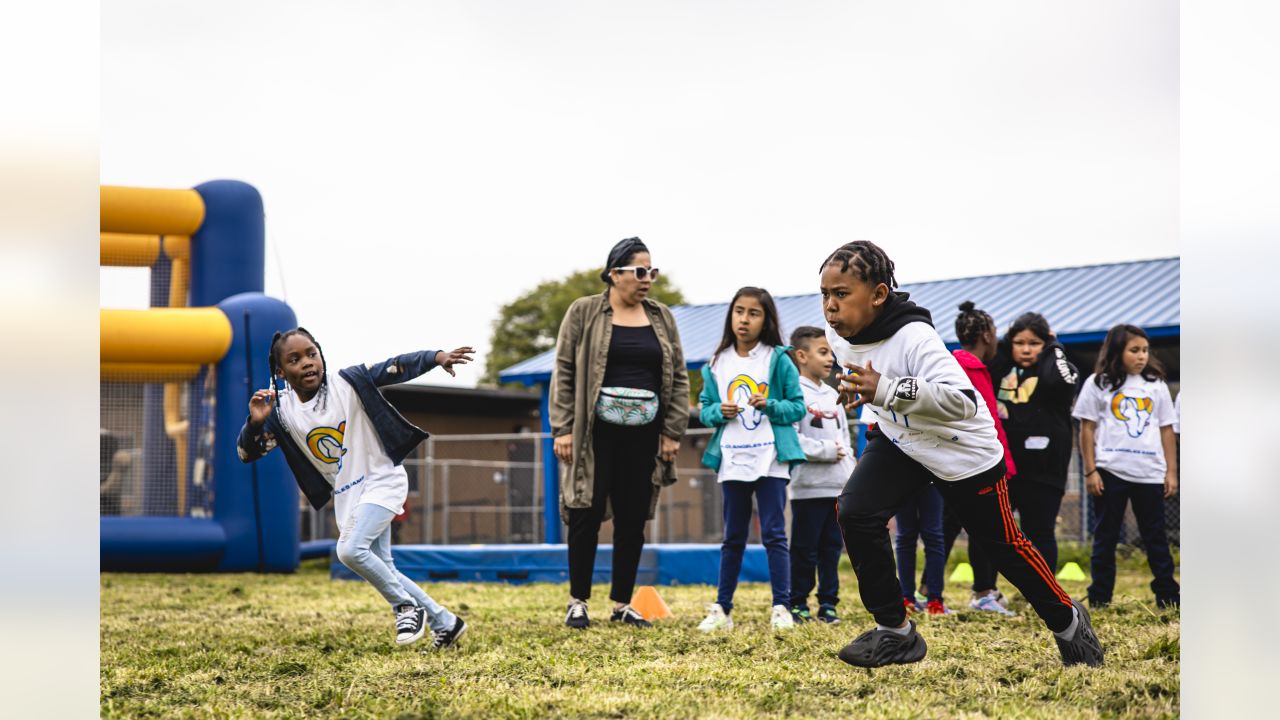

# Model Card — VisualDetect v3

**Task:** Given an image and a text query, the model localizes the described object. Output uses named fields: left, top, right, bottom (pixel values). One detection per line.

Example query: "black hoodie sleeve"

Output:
left=1037, top=341, right=1080, bottom=404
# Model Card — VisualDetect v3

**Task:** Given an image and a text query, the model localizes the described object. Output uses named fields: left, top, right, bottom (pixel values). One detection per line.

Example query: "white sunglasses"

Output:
left=613, top=265, right=660, bottom=280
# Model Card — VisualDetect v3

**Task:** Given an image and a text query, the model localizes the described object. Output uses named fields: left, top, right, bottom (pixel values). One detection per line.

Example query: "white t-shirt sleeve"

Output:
left=1071, top=375, right=1103, bottom=422
left=1173, top=393, right=1181, bottom=434
left=1155, top=381, right=1175, bottom=427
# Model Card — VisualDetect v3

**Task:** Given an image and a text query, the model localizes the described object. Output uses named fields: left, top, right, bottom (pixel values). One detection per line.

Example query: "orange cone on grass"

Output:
left=630, top=586, right=673, bottom=620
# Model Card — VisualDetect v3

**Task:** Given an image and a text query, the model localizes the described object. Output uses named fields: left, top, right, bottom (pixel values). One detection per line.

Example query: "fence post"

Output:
left=423, top=438, right=434, bottom=544
left=441, top=463, right=450, bottom=545
left=539, top=385, right=562, bottom=544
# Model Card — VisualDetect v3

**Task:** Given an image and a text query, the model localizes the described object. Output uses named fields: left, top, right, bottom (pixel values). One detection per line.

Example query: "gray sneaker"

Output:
left=1055, top=599, right=1104, bottom=667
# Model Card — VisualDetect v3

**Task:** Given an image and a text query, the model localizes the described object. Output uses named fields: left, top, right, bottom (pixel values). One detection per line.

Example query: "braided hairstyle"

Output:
left=819, top=240, right=898, bottom=289
left=268, top=327, right=330, bottom=432
left=954, top=300, right=995, bottom=348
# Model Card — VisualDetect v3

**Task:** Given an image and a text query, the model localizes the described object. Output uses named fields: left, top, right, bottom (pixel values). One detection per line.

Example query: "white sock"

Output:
left=1052, top=606, right=1081, bottom=640
left=877, top=622, right=912, bottom=636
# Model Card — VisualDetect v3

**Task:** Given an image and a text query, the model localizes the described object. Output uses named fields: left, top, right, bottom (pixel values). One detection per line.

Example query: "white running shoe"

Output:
left=771, top=604, right=796, bottom=630
left=697, top=603, right=733, bottom=632
left=970, top=593, right=1017, bottom=617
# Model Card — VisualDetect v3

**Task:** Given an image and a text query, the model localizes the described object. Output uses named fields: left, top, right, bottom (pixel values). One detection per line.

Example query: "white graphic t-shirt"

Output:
left=711, top=343, right=790, bottom=483
left=1072, top=373, right=1175, bottom=483
left=279, top=374, right=409, bottom=530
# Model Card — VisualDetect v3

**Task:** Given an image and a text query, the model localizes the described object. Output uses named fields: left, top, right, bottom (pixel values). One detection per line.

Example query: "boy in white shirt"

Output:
left=787, top=327, right=855, bottom=624
left=820, top=240, right=1102, bottom=668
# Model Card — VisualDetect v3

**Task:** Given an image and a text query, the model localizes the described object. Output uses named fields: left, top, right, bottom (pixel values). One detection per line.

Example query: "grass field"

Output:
left=101, top=554, right=1178, bottom=719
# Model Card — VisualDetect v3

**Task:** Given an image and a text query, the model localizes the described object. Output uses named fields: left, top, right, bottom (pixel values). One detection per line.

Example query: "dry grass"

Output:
left=101, top=555, right=1178, bottom=719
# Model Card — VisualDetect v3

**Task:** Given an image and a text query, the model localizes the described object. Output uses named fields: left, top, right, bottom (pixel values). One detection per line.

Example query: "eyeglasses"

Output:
left=613, top=266, right=660, bottom=281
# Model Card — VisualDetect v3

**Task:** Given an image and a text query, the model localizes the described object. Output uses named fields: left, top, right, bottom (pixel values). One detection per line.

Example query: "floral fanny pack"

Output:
left=595, top=386, right=659, bottom=426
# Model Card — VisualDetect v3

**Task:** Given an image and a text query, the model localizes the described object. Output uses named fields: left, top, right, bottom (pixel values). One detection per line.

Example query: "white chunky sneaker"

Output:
left=697, top=603, right=733, bottom=632
left=771, top=604, right=796, bottom=630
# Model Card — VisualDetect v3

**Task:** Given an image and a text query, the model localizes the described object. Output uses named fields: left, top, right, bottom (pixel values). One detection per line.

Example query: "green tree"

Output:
left=482, top=268, right=686, bottom=387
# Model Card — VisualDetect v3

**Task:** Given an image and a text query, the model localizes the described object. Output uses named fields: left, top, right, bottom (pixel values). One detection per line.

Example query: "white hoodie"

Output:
left=790, top=375, right=857, bottom=500
left=826, top=322, right=1003, bottom=481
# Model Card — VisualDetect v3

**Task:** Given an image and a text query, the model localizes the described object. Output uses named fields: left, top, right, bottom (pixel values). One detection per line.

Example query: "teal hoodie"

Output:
left=699, top=344, right=807, bottom=471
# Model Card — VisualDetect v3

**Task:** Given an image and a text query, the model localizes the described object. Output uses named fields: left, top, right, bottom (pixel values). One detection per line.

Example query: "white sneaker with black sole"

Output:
left=395, top=604, right=427, bottom=645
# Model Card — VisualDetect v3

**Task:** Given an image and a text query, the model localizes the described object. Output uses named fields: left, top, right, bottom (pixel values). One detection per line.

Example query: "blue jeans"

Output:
left=336, top=503, right=457, bottom=631
left=1088, top=469, right=1180, bottom=605
left=894, top=484, right=946, bottom=601
left=789, top=497, right=842, bottom=609
left=717, top=477, right=791, bottom=612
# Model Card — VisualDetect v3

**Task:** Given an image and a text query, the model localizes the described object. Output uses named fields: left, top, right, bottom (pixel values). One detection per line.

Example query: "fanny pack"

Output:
left=595, top=386, right=659, bottom=426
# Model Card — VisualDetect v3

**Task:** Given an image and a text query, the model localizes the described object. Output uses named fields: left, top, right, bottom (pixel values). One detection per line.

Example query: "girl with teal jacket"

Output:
left=695, top=286, right=807, bottom=632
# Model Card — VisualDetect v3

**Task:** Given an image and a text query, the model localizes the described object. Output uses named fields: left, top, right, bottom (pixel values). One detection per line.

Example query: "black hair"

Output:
left=819, top=240, right=898, bottom=289
left=712, top=287, right=784, bottom=362
left=788, top=325, right=827, bottom=365
left=599, top=236, right=649, bottom=285
left=789, top=326, right=826, bottom=351
left=1094, top=324, right=1165, bottom=391
left=954, top=300, right=995, bottom=348
left=1001, top=311, right=1053, bottom=349
left=268, top=327, right=329, bottom=430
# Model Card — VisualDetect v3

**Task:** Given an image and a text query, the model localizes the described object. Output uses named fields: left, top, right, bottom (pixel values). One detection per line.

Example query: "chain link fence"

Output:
left=298, top=425, right=1178, bottom=549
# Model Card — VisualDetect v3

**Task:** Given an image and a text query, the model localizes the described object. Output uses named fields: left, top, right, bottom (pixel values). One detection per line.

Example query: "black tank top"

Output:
left=601, top=324, right=662, bottom=394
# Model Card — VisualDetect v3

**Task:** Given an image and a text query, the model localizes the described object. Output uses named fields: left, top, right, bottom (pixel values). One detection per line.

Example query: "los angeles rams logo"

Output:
left=1110, top=393, right=1153, bottom=438
left=726, top=375, right=769, bottom=430
left=307, top=421, right=347, bottom=466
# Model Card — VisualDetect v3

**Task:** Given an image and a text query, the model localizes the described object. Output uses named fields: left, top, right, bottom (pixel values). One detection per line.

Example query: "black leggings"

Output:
left=837, top=430, right=1074, bottom=632
left=566, top=418, right=660, bottom=603
left=939, top=503, right=999, bottom=594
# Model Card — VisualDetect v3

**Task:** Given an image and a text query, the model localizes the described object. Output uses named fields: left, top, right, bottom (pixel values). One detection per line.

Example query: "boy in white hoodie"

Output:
left=787, top=327, right=855, bottom=625
left=819, top=240, right=1103, bottom=669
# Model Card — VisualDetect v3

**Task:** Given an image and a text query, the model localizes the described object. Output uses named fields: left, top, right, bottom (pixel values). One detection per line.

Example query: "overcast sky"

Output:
left=101, top=0, right=1177, bottom=388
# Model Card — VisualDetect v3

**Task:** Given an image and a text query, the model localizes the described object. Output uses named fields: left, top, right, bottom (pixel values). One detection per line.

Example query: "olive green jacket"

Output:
left=550, top=290, right=690, bottom=522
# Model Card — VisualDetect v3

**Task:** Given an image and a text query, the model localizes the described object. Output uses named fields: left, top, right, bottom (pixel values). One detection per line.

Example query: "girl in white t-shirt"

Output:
left=1072, top=324, right=1180, bottom=608
left=695, top=287, right=808, bottom=632
left=239, top=328, right=475, bottom=648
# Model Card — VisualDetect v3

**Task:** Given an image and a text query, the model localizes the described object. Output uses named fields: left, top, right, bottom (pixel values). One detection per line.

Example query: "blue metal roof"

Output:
left=500, top=257, right=1179, bottom=385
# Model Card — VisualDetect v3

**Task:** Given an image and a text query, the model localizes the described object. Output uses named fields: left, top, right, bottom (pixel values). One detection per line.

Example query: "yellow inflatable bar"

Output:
left=100, top=186, right=205, bottom=235
left=101, top=308, right=232, bottom=365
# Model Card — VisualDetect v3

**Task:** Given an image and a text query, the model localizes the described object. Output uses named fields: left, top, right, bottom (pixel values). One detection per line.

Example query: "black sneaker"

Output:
left=837, top=621, right=927, bottom=668
left=394, top=604, right=427, bottom=646
left=610, top=605, right=652, bottom=628
left=1056, top=599, right=1105, bottom=667
left=565, top=599, right=590, bottom=629
left=431, top=616, right=467, bottom=650
left=817, top=605, right=840, bottom=624
left=790, top=606, right=813, bottom=624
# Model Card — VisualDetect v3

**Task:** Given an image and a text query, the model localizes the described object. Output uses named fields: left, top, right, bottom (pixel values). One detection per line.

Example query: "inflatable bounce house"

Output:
left=100, top=181, right=300, bottom=572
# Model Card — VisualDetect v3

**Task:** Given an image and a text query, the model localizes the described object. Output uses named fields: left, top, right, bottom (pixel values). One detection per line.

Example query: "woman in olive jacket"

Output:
left=989, top=311, right=1080, bottom=575
left=550, top=237, right=689, bottom=629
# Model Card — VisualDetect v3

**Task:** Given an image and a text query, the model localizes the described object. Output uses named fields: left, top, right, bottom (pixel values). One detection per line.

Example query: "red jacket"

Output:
left=953, top=349, right=1017, bottom=478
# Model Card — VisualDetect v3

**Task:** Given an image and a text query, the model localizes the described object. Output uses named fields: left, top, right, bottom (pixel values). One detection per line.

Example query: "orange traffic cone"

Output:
left=630, top=585, right=673, bottom=621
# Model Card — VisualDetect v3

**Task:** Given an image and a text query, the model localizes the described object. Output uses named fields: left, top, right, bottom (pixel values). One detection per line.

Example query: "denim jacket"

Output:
left=236, top=350, right=441, bottom=510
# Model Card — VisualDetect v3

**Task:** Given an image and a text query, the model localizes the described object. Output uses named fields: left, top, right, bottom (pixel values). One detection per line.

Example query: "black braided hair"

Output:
left=819, top=240, right=898, bottom=289
left=268, top=327, right=329, bottom=432
left=954, top=300, right=995, bottom=348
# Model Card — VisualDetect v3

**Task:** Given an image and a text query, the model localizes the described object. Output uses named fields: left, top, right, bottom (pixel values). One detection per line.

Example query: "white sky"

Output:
left=101, top=0, right=1177, bottom=388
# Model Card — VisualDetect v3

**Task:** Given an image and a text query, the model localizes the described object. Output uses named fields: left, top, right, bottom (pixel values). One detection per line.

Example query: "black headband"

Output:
left=600, top=237, right=649, bottom=283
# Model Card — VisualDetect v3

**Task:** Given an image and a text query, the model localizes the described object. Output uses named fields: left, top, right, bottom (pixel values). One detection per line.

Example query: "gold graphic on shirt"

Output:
left=307, top=421, right=347, bottom=464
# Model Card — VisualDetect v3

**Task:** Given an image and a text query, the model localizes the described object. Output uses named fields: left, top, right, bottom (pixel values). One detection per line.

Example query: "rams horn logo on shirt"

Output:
left=726, top=375, right=769, bottom=430
left=307, top=421, right=347, bottom=464
left=1110, top=393, right=1153, bottom=438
